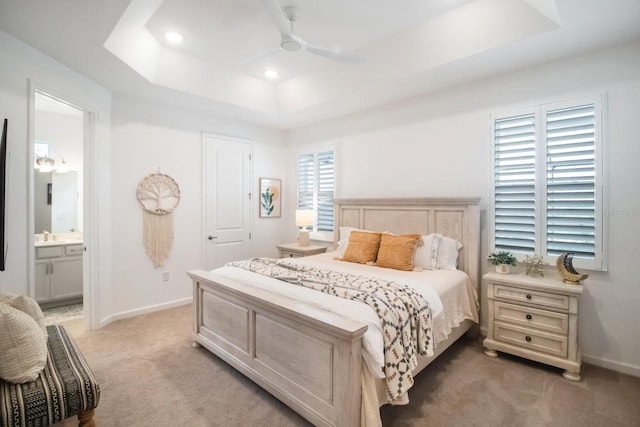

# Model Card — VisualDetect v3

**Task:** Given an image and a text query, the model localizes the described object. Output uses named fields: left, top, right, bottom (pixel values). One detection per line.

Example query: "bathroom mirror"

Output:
left=34, top=92, right=83, bottom=237
left=34, top=171, right=80, bottom=233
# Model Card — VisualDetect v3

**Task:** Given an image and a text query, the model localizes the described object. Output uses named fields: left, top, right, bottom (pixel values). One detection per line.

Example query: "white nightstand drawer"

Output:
left=280, top=251, right=302, bottom=258
left=494, top=284, right=569, bottom=311
left=494, top=301, right=568, bottom=335
left=36, top=246, right=64, bottom=259
left=65, top=244, right=84, bottom=256
left=494, top=321, right=568, bottom=358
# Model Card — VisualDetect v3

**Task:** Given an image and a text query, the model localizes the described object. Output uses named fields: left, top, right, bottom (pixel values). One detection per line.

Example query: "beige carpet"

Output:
left=53, top=304, right=640, bottom=427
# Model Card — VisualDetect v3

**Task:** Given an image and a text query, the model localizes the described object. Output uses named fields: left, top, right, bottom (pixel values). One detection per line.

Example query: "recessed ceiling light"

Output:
left=164, top=32, right=184, bottom=44
left=264, top=69, right=278, bottom=80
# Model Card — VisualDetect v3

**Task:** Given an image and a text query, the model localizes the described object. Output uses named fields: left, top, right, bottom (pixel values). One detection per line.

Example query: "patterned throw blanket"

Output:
left=228, top=257, right=434, bottom=400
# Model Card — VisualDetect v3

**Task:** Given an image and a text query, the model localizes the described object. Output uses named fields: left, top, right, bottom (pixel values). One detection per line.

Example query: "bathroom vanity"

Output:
left=34, top=239, right=83, bottom=307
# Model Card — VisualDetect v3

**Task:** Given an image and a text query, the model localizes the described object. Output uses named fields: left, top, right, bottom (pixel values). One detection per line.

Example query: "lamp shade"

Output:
left=295, top=209, right=313, bottom=228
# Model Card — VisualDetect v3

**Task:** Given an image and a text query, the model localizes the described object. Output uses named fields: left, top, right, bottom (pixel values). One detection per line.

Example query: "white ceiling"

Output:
left=1, top=0, right=639, bottom=129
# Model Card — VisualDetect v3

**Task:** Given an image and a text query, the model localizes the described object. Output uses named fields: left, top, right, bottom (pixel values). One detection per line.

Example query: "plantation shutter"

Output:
left=297, top=153, right=314, bottom=211
left=316, top=150, right=335, bottom=232
left=297, top=149, right=335, bottom=233
left=493, top=113, right=537, bottom=253
left=545, top=103, right=596, bottom=259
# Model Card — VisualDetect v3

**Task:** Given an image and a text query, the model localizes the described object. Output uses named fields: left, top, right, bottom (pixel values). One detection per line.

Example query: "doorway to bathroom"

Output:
left=32, top=90, right=85, bottom=324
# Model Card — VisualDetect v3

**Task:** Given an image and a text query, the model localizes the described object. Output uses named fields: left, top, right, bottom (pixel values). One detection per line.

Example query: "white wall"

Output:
left=0, top=30, right=112, bottom=328
left=35, top=110, right=83, bottom=171
left=287, top=40, right=640, bottom=376
left=108, top=95, right=288, bottom=320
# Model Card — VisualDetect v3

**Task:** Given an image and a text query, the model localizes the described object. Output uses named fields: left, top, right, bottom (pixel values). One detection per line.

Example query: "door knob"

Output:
left=208, top=235, right=218, bottom=240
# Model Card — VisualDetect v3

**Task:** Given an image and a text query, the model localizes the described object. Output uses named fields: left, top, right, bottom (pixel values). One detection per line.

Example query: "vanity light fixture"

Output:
left=56, top=157, right=70, bottom=174
left=164, top=31, right=184, bottom=44
left=35, top=157, right=55, bottom=173
left=34, top=156, right=70, bottom=174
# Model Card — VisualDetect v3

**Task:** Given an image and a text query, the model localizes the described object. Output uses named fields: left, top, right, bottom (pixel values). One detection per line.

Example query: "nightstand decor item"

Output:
left=295, top=209, right=313, bottom=246
left=524, top=254, right=545, bottom=277
left=136, top=172, right=181, bottom=268
left=488, top=250, right=517, bottom=274
left=556, top=252, right=589, bottom=284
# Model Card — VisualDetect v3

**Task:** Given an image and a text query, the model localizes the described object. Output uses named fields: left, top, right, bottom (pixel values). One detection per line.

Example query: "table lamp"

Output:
left=295, top=209, right=313, bottom=247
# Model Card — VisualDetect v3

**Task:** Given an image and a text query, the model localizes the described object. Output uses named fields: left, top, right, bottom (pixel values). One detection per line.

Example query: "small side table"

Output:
left=483, top=271, right=583, bottom=381
left=277, top=243, right=327, bottom=258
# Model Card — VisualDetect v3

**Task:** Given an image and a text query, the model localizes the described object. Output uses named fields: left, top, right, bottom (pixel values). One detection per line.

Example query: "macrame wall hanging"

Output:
left=136, top=172, right=181, bottom=268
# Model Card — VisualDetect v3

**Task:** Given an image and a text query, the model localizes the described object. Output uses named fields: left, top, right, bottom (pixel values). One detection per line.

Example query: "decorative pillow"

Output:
left=437, top=235, right=464, bottom=270
left=336, top=227, right=379, bottom=256
left=341, top=231, right=382, bottom=264
left=414, top=233, right=463, bottom=270
left=376, top=233, right=422, bottom=271
left=336, top=227, right=357, bottom=256
left=0, top=290, right=47, bottom=339
left=0, top=302, right=48, bottom=383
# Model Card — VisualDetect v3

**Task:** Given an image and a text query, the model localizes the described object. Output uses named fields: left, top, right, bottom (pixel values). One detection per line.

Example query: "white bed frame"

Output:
left=188, top=197, right=480, bottom=427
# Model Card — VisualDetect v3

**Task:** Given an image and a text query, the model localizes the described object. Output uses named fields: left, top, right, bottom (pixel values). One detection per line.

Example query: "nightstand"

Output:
left=482, top=271, right=583, bottom=381
left=277, top=243, right=327, bottom=258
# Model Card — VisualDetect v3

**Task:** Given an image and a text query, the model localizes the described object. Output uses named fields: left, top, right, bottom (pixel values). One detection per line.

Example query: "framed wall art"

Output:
left=259, top=177, right=281, bottom=218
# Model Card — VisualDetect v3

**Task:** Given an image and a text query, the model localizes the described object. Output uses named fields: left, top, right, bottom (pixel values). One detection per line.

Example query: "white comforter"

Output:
left=212, top=251, right=479, bottom=380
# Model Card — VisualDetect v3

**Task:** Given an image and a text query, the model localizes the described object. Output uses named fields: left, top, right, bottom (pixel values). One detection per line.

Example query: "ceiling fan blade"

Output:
left=259, top=0, right=293, bottom=38
left=306, top=44, right=369, bottom=64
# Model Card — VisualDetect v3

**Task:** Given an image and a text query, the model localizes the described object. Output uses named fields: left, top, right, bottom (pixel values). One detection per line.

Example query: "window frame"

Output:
left=489, top=94, right=607, bottom=271
left=297, top=144, right=337, bottom=242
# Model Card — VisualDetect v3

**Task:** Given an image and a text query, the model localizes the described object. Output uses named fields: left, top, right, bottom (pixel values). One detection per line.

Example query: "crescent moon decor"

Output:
left=136, top=173, right=181, bottom=268
left=556, top=252, right=589, bottom=284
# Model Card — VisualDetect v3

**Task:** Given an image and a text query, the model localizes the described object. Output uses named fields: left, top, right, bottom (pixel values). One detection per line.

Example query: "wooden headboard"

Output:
left=333, top=197, right=481, bottom=290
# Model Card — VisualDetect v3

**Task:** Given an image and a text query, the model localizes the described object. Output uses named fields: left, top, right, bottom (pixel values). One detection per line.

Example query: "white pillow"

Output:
left=0, top=302, right=48, bottom=383
left=414, top=233, right=463, bottom=270
left=0, top=290, right=47, bottom=339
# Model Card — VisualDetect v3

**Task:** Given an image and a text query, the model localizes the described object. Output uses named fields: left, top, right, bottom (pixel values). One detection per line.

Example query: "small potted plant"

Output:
left=488, top=250, right=517, bottom=274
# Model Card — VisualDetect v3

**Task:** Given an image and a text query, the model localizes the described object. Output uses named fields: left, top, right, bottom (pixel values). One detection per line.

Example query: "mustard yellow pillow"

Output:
left=376, top=233, right=422, bottom=271
left=342, top=231, right=382, bottom=264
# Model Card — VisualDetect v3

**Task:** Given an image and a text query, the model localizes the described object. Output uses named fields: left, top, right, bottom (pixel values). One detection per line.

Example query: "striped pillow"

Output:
left=0, top=290, right=47, bottom=339
left=0, top=303, right=48, bottom=383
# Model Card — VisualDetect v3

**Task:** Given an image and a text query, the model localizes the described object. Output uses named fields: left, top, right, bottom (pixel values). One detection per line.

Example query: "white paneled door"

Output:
left=204, top=134, right=252, bottom=270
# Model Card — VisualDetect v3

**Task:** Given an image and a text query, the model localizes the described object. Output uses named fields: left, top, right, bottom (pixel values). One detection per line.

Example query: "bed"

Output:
left=188, top=197, right=480, bottom=426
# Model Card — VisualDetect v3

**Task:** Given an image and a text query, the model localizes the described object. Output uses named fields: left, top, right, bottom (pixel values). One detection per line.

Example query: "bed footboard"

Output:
left=188, top=270, right=368, bottom=427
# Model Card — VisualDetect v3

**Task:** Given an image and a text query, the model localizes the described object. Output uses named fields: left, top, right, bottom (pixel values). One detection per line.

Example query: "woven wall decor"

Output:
left=136, top=173, right=181, bottom=268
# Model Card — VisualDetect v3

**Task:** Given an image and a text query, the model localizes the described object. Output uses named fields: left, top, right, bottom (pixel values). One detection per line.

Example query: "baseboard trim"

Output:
left=582, top=354, right=640, bottom=378
left=99, top=297, right=193, bottom=328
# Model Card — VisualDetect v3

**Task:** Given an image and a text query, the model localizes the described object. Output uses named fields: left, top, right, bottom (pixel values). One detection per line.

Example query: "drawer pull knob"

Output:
left=525, top=336, right=532, bottom=342
left=526, top=294, right=532, bottom=300
left=526, top=314, right=532, bottom=320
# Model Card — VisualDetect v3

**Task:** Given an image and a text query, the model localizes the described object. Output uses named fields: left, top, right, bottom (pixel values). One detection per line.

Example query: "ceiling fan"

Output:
left=255, top=0, right=369, bottom=64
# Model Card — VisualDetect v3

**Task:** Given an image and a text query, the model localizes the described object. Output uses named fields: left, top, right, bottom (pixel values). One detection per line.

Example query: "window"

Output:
left=491, top=95, right=606, bottom=270
left=297, top=147, right=335, bottom=240
left=34, top=141, right=50, bottom=158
